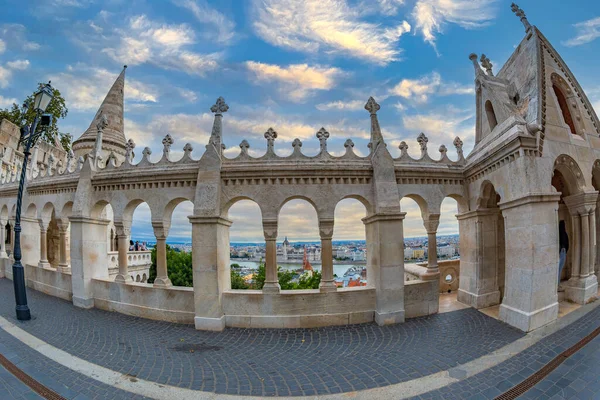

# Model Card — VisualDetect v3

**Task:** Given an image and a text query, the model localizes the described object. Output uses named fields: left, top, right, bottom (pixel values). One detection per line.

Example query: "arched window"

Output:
left=553, top=84, right=577, bottom=135
left=485, top=100, right=498, bottom=131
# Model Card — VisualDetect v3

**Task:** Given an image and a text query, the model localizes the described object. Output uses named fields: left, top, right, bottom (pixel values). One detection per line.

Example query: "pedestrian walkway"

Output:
left=0, top=278, right=598, bottom=399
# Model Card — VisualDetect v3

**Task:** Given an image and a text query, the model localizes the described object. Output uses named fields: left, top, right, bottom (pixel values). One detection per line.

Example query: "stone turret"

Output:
left=72, top=66, right=128, bottom=162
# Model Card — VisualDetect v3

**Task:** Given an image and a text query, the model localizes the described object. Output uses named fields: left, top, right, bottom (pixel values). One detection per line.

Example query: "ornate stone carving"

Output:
left=77, top=156, right=84, bottom=170
left=292, top=138, right=302, bottom=149
left=480, top=54, right=493, bottom=76
left=316, top=127, right=329, bottom=152
left=142, top=147, right=152, bottom=163
left=125, top=139, right=136, bottom=163
left=364, top=97, right=380, bottom=115
left=210, top=96, right=229, bottom=115
left=162, top=134, right=174, bottom=158
left=453, top=137, right=464, bottom=159
left=398, top=141, right=408, bottom=157
left=239, top=140, right=250, bottom=155
left=183, top=143, right=194, bottom=158
left=96, top=113, right=109, bottom=131
left=262, top=220, right=278, bottom=240
left=344, top=139, right=354, bottom=148
left=264, top=128, right=277, bottom=153
left=439, top=144, right=447, bottom=158
left=511, top=3, right=531, bottom=31
left=47, top=153, right=55, bottom=172
left=417, top=132, right=428, bottom=155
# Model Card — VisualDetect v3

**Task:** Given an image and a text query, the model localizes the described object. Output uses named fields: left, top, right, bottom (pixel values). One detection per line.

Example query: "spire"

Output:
left=469, top=53, right=485, bottom=77
left=72, top=66, right=128, bottom=158
left=365, top=97, right=384, bottom=153
left=511, top=3, right=531, bottom=32
left=302, top=247, right=313, bottom=271
left=208, top=96, right=228, bottom=154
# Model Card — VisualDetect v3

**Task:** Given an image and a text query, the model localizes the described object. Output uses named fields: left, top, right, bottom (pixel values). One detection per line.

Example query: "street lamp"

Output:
left=12, top=81, right=54, bottom=321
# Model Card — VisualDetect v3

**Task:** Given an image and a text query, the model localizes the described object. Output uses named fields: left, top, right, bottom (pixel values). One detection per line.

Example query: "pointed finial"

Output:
left=364, top=97, right=380, bottom=115
left=344, top=139, right=354, bottom=149
left=453, top=136, right=464, bottom=159
left=439, top=144, right=448, bottom=158
left=469, top=53, right=484, bottom=76
left=292, top=138, right=302, bottom=149
left=398, top=141, right=408, bottom=157
left=123, top=65, right=128, bottom=69
left=316, top=127, right=330, bottom=152
left=210, top=97, right=229, bottom=115
left=264, top=127, right=277, bottom=153
left=480, top=54, right=493, bottom=76
left=511, top=3, right=531, bottom=32
left=183, top=143, right=193, bottom=158
left=417, top=132, right=428, bottom=156
left=162, top=134, right=174, bottom=158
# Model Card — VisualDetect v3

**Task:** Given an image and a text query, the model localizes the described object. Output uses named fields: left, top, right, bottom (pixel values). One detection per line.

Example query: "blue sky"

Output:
left=1, top=0, right=600, bottom=242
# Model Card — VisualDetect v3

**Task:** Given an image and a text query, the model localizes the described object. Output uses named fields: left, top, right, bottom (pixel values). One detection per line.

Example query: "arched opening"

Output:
left=553, top=84, right=577, bottom=135
left=485, top=100, right=498, bottom=132
left=149, top=200, right=194, bottom=287
left=592, top=165, right=600, bottom=281
left=277, top=199, right=320, bottom=290
left=553, top=169, right=573, bottom=289
left=333, top=198, right=368, bottom=287
left=400, top=197, right=427, bottom=264
left=128, top=202, right=152, bottom=284
left=227, top=199, right=263, bottom=290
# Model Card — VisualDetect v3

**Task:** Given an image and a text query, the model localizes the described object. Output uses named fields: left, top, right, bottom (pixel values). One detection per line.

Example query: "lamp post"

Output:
left=12, top=82, right=54, bottom=321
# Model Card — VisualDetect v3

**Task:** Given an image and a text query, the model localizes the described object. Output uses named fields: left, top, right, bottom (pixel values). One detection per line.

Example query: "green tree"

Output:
left=0, top=83, right=72, bottom=151
left=230, top=269, right=249, bottom=289
left=297, top=271, right=322, bottom=289
left=147, top=244, right=193, bottom=287
left=278, top=268, right=296, bottom=290
left=253, top=262, right=266, bottom=289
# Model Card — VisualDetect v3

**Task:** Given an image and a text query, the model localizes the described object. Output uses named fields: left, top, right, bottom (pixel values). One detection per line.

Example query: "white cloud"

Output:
left=55, top=64, right=158, bottom=111
left=412, top=0, right=498, bottom=51
left=563, top=17, right=600, bottom=47
left=245, top=61, right=345, bottom=102
left=174, top=0, right=236, bottom=44
left=374, top=0, right=406, bottom=16
left=0, top=39, right=5, bottom=54
left=176, top=87, right=198, bottom=102
left=0, top=95, right=17, bottom=108
left=390, top=71, right=473, bottom=103
left=316, top=100, right=364, bottom=111
left=251, top=0, right=411, bottom=65
left=0, top=24, right=40, bottom=52
left=0, top=59, right=30, bottom=88
left=102, top=15, right=221, bottom=77
left=6, top=60, right=30, bottom=70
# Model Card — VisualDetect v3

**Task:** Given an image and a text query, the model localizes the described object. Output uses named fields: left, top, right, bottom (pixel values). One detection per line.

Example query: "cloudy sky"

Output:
left=2, top=0, right=600, bottom=243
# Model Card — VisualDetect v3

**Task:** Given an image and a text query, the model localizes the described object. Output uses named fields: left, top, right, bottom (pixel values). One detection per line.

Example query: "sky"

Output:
left=1, top=0, right=600, bottom=243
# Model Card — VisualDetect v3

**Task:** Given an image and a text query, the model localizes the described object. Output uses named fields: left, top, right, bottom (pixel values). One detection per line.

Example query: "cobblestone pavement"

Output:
left=0, top=279, right=524, bottom=397
left=0, top=327, right=148, bottom=400
left=407, top=304, right=600, bottom=400
left=523, top=334, right=600, bottom=400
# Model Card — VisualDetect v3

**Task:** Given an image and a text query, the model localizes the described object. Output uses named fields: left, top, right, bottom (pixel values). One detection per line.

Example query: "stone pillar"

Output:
left=318, top=219, right=336, bottom=292
left=38, top=219, right=52, bottom=269
left=456, top=209, right=502, bottom=308
left=262, top=219, right=280, bottom=294
left=0, top=219, right=7, bottom=258
left=422, top=213, right=441, bottom=280
left=152, top=222, right=172, bottom=287
left=363, top=213, right=406, bottom=325
left=563, top=193, right=599, bottom=304
left=57, top=220, right=70, bottom=273
left=189, top=216, right=231, bottom=331
left=113, top=223, right=130, bottom=283
left=69, top=216, right=110, bottom=308
left=20, top=216, right=40, bottom=268
left=498, top=194, right=560, bottom=332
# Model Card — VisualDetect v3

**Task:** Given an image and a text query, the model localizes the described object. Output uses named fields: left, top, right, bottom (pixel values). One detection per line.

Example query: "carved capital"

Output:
left=152, top=221, right=170, bottom=239
left=114, top=222, right=132, bottom=237
left=319, top=219, right=335, bottom=240
left=262, top=219, right=278, bottom=241
left=423, top=213, right=441, bottom=234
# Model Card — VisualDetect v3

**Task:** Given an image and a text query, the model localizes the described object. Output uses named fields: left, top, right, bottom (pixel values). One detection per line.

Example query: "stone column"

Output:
left=498, top=194, right=560, bottom=332
left=152, top=222, right=172, bottom=287
left=0, top=219, right=7, bottom=258
left=422, top=213, right=441, bottom=280
left=38, top=219, right=52, bottom=269
left=563, top=193, right=599, bottom=304
left=69, top=216, right=110, bottom=308
left=319, top=219, right=336, bottom=292
left=456, top=209, right=502, bottom=308
left=262, top=219, right=280, bottom=293
left=113, top=223, right=130, bottom=283
left=20, top=216, right=40, bottom=268
left=57, top=220, right=70, bottom=273
left=363, top=213, right=406, bottom=325
left=189, top=216, right=232, bottom=331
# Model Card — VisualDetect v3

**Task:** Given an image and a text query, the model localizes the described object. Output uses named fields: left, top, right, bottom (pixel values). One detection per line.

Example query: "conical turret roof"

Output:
left=72, top=66, right=128, bottom=156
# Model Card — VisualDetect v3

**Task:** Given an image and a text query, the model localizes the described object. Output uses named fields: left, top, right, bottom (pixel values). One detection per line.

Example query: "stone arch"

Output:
left=122, top=199, right=151, bottom=224
left=553, top=155, right=585, bottom=196
left=400, top=194, right=429, bottom=216
left=0, top=204, right=8, bottom=221
left=477, top=180, right=502, bottom=208
left=60, top=201, right=73, bottom=219
left=446, top=193, right=469, bottom=214
left=136, top=274, right=141, bottom=282
left=337, top=194, right=373, bottom=216
left=40, top=202, right=56, bottom=220
left=162, top=197, right=193, bottom=226
left=277, top=195, right=320, bottom=220
left=25, top=203, right=37, bottom=218
left=142, top=273, right=147, bottom=282
left=90, top=200, right=111, bottom=219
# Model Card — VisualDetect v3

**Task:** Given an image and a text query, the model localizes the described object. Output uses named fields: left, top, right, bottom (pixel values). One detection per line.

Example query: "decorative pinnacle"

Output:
left=292, top=138, right=302, bottom=148
left=162, top=134, right=174, bottom=155
left=398, top=141, right=408, bottom=153
left=417, top=132, right=428, bottom=152
left=264, top=127, right=277, bottom=141
left=239, top=140, right=250, bottom=154
left=480, top=54, right=493, bottom=76
left=453, top=136, right=464, bottom=158
left=344, top=139, right=354, bottom=148
left=316, top=127, right=329, bottom=151
left=96, top=113, right=109, bottom=131
left=364, top=97, right=380, bottom=115
left=511, top=3, right=531, bottom=32
left=210, top=97, right=229, bottom=115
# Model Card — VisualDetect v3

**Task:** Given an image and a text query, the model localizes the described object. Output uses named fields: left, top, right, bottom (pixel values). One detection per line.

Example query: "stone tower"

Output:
left=71, top=66, right=128, bottom=161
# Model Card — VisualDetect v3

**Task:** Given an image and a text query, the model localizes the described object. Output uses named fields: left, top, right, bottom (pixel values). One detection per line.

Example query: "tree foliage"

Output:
left=148, top=244, right=193, bottom=287
left=0, top=83, right=72, bottom=151
left=236, top=262, right=321, bottom=290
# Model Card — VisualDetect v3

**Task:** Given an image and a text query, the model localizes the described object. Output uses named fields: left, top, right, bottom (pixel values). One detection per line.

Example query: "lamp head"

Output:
left=33, top=81, right=54, bottom=113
